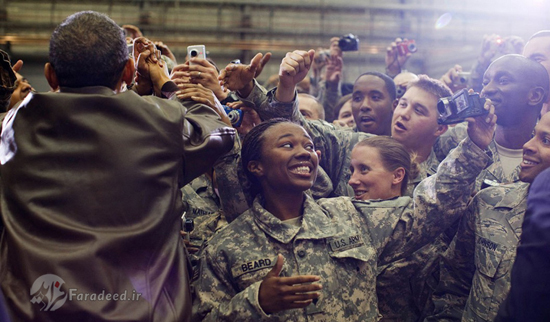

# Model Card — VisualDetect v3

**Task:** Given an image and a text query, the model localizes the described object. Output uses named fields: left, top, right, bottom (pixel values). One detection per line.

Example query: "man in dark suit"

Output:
left=0, top=11, right=234, bottom=322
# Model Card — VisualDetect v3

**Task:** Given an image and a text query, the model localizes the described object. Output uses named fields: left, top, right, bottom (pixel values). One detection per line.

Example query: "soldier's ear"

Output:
left=392, top=167, right=406, bottom=186
left=527, top=86, right=546, bottom=107
left=433, top=123, right=448, bottom=138
left=247, top=160, right=264, bottom=178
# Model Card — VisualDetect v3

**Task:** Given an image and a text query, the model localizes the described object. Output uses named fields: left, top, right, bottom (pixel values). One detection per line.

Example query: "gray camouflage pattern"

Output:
left=434, top=123, right=521, bottom=193
left=181, top=174, right=220, bottom=220
left=428, top=181, right=528, bottom=322
left=193, top=136, right=490, bottom=321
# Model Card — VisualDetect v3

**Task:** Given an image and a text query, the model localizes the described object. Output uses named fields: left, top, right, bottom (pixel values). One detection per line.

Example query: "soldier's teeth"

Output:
left=290, top=166, right=310, bottom=174
left=523, top=160, right=537, bottom=165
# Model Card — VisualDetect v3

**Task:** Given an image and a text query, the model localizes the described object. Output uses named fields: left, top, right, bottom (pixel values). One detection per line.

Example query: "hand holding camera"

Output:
left=385, top=37, right=416, bottom=77
left=466, top=95, right=497, bottom=151
left=440, top=65, right=469, bottom=92
left=175, top=55, right=227, bottom=101
left=437, top=89, right=488, bottom=125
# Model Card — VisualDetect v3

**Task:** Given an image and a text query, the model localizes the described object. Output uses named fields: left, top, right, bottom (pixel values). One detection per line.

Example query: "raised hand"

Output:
left=276, top=49, right=315, bottom=102
left=385, top=37, right=412, bottom=77
left=219, top=53, right=265, bottom=97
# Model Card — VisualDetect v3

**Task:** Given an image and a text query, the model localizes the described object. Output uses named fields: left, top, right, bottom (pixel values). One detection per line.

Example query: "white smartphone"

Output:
left=187, top=45, right=206, bottom=65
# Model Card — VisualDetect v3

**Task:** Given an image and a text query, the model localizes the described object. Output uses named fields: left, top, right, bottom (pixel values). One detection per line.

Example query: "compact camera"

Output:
left=338, top=34, right=359, bottom=52
left=187, top=45, right=206, bottom=66
left=223, top=105, right=244, bottom=127
left=437, top=89, right=487, bottom=125
left=453, top=72, right=470, bottom=86
left=397, top=40, right=417, bottom=56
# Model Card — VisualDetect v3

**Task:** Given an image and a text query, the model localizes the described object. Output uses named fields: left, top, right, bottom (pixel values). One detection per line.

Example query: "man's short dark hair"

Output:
left=529, top=30, right=550, bottom=41
left=355, top=72, right=397, bottom=101
left=49, top=11, right=128, bottom=89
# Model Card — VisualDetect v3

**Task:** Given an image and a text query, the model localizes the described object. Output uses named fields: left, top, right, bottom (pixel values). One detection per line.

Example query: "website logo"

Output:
left=29, top=273, right=142, bottom=312
left=30, top=274, right=68, bottom=311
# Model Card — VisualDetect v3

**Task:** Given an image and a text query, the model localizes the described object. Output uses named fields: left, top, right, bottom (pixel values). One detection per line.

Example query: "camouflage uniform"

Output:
left=181, top=174, right=220, bottom=220
left=193, top=134, right=490, bottom=321
left=406, top=149, right=440, bottom=197
left=428, top=181, right=529, bottom=322
left=434, top=123, right=521, bottom=192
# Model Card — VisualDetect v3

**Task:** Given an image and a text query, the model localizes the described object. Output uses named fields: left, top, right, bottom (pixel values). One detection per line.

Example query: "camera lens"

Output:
left=190, top=49, right=198, bottom=57
left=407, top=43, right=417, bottom=53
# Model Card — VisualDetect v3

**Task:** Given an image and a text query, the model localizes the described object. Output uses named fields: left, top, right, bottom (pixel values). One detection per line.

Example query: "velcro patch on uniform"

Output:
left=231, top=257, right=275, bottom=279
left=477, top=236, right=499, bottom=251
left=327, top=234, right=364, bottom=253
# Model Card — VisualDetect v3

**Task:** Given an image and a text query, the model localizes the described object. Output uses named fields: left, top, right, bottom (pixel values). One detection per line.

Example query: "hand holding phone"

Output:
left=187, top=45, right=206, bottom=66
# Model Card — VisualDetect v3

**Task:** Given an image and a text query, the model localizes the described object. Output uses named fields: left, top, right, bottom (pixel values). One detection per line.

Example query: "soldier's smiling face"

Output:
left=248, top=122, right=320, bottom=193
left=520, top=112, right=550, bottom=183
left=348, top=145, right=402, bottom=200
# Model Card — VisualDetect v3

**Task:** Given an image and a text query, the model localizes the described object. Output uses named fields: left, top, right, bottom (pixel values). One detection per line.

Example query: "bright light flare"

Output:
left=435, top=13, right=453, bottom=30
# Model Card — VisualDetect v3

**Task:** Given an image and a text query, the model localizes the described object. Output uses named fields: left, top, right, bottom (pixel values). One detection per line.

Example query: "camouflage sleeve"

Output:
left=317, top=80, right=341, bottom=123
left=192, top=248, right=272, bottom=321
left=378, top=137, right=489, bottom=264
left=213, top=134, right=251, bottom=223
left=433, top=123, right=468, bottom=162
left=237, top=79, right=297, bottom=121
left=427, top=199, right=478, bottom=321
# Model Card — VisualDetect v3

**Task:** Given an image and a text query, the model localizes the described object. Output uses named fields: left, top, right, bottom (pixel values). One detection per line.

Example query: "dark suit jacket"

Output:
left=496, top=167, right=550, bottom=322
left=0, top=86, right=234, bottom=321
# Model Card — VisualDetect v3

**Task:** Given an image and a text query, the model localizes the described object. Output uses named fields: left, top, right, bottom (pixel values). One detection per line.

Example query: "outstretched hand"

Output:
left=219, top=53, right=269, bottom=97
left=258, top=254, right=322, bottom=314
left=176, top=83, right=231, bottom=126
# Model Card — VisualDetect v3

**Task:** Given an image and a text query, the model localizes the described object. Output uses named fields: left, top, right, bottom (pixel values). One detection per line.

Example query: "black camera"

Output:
left=437, top=89, right=487, bottom=125
left=338, top=34, right=359, bottom=52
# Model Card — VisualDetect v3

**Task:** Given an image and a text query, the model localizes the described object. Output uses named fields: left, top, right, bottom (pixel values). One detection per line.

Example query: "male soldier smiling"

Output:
left=429, top=57, right=550, bottom=322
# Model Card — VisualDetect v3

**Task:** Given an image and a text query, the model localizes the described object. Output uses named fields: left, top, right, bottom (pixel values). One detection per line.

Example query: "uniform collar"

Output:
left=252, top=194, right=336, bottom=244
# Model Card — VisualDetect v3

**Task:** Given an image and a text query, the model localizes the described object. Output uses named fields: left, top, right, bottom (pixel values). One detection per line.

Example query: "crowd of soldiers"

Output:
left=1, top=10, right=549, bottom=322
